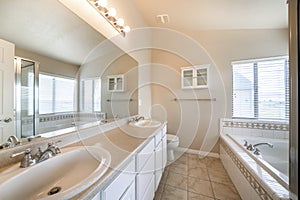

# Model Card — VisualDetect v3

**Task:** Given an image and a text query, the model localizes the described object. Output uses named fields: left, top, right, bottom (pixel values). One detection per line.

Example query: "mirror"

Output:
left=0, top=0, right=138, bottom=145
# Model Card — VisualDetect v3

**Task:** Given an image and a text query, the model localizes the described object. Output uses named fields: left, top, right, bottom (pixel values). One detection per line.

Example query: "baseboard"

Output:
left=175, top=147, right=220, bottom=158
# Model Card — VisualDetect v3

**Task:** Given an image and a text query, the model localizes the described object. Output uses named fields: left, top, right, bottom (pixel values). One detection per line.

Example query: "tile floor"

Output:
left=154, top=152, right=241, bottom=200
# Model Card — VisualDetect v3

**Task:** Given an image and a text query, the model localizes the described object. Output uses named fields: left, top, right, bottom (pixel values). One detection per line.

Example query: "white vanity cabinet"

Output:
left=100, top=158, right=136, bottom=200
left=154, top=125, right=167, bottom=190
left=136, top=138, right=155, bottom=200
left=91, top=124, right=167, bottom=200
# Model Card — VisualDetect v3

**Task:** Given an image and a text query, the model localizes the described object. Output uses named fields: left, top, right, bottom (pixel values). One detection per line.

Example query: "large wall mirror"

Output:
left=0, top=0, right=138, bottom=146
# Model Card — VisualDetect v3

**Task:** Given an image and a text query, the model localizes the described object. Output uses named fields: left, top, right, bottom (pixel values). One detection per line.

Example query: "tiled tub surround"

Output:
left=0, top=116, right=167, bottom=199
left=219, top=118, right=289, bottom=200
left=21, top=112, right=107, bottom=137
left=37, top=112, right=107, bottom=134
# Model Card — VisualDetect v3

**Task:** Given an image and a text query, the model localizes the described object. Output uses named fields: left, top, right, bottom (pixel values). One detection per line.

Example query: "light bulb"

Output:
left=123, top=26, right=131, bottom=33
left=108, top=8, right=117, bottom=17
left=97, top=0, right=107, bottom=7
left=116, top=18, right=125, bottom=26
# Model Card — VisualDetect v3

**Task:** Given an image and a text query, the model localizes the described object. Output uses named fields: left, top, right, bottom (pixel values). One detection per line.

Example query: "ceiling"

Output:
left=0, top=0, right=107, bottom=65
left=0, top=0, right=288, bottom=66
left=134, top=0, right=288, bottom=30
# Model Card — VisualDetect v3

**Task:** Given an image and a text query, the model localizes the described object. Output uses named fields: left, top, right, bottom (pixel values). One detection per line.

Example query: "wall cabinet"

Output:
left=107, top=75, right=124, bottom=92
left=181, top=65, right=209, bottom=89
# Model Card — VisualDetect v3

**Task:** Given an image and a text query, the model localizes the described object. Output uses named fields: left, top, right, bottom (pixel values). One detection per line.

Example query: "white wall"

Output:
left=16, top=48, right=79, bottom=78
left=151, top=28, right=288, bottom=153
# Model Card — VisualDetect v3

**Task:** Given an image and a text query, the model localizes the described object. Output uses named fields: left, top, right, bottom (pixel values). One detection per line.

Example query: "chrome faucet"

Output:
left=253, top=142, right=273, bottom=148
left=135, top=116, right=145, bottom=122
left=37, top=141, right=61, bottom=163
left=7, top=135, right=20, bottom=146
left=10, top=141, right=61, bottom=168
left=11, top=148, right=36, bottom=168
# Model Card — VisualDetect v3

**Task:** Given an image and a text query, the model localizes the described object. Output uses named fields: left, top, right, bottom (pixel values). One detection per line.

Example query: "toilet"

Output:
left=166, top=134, right=179, bottom=161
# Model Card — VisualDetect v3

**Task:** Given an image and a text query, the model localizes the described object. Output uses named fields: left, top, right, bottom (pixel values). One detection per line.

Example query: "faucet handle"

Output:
left=246, top=144, right=255, bottom=151
left=253, top=148, right=261, bottom=155
left=243, top=140, right=248, bottom=147
left=11, top=148, right=32, bottom=158
left=48, top=140, right=62, bottom=154
left=11, top=148, right=36, bottom=168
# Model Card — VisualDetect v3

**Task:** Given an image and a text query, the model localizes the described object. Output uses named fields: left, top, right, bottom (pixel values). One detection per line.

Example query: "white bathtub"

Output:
left=228, top=134, right=289, bottom=187
left=220, top=133, right=290, bottom=199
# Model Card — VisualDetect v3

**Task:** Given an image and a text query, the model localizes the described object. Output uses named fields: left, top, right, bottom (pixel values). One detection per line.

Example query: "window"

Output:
left=39, top=74, right=76, bottom=114
left=80, top=78, right=101, bottom=112
left=232, top=57, right=289, bottom=120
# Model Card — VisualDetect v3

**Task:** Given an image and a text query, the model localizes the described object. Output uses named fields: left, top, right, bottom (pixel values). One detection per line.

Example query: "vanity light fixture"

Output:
left=87, top=0, right=131, bottom=37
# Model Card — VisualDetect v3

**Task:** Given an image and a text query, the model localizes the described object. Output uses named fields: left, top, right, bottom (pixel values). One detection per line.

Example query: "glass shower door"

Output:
left=15, top=57, right=39, bottom=138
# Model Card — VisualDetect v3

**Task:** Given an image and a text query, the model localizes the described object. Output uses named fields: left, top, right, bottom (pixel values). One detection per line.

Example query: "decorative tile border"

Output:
left=221, top=140, right=273, bottom=200
left=222, top=119, right=289, bottom=131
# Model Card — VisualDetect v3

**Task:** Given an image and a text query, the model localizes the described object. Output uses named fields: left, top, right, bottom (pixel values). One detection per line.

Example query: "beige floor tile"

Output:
left=188, top=166, right=210, bottom=180
left=188, top=156, right=207, bottom=169
left=161, top=185, right=188, bottom=200
left=154, top=191, right=163, bottom=200
left=202, top=157, right=226, bottom=172
left=156, top=181, right=165, bottom=194
left=211, top=182, right=241, bottom=200
left=188, top=192, right=215, bottom=200
left=160, top=170, right=169, bottom=184
left=173, top=152, right=188, bottom=165
left=169, top=162, right=188, bottom=176
left=166, top=172, right=188, bottom=190
left=208, top=168, right=234, bottom=185
left=188, top=176, right=214, bottom=198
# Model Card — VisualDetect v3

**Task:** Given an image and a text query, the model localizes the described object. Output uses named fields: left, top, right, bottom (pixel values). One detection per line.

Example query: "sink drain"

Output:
left=48, top=186, right=62, bottom=196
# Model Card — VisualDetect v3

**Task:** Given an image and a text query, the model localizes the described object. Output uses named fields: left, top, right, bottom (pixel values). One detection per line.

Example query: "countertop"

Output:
left=69, top=121, right=167, bottom=199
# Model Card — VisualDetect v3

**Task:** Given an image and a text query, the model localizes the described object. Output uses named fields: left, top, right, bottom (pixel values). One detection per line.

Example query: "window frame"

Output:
left=80, top=78, right=101, bottom=112
left=39, top=72, right=76, bottom=114
left=231, top=56, right=289, bottom=121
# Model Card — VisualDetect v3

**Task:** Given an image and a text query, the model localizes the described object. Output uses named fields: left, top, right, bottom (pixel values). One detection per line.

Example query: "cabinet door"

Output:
left=120, top=181, right=135, bottom=200
left=141, top=176, right=155, bottom=200
left=136, top=153, right=155, bottom=200
left=155, top=141, right=163, bottom=190
left=102, top=159, right=135, bottom=200
left=181, top=68, right=194, bottom=89
left=108, top=77, right=116, bottom=91
left=195, top=67, right=208, bottom=88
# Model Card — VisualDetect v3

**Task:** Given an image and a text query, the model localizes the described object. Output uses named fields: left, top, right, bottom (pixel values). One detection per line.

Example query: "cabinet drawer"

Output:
left=102, top=159, right=135, bottom=200
left=136, top=153, right=155, bottom=200
left=136, top=138, right=154, bottom=172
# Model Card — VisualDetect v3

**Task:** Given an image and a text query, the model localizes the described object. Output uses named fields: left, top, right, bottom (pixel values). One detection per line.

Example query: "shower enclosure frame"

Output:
left=14, top=57, right=39, bottom=139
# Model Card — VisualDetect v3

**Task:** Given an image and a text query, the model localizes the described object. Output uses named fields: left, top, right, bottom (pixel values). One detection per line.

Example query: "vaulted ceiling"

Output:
left=0, top=0, right=288, bottom=66
left=134, top=0, right=288, bottom=30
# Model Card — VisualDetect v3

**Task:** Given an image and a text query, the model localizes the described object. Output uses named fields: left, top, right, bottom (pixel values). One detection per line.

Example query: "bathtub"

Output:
left=228, top=134, right=289, bottom=187
left=220, top=133, right=290, bottom=200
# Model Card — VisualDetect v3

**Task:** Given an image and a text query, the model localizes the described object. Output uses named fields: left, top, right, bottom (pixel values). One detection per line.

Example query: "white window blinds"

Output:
left=232, top=57, right=289, bottom=120
left=80, top=78, right=101, bottom=112
left=39, top=74, right=76, bottom=114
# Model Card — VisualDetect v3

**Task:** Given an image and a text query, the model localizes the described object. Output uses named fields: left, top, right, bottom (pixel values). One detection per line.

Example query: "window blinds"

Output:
left=232, top=57, right=289, bottom=120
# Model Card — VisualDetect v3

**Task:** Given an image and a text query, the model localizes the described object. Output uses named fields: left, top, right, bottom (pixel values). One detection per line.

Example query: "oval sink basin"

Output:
left=0, top=146, right=111, bottom=200
left=129, top=119, right=161, bottom=128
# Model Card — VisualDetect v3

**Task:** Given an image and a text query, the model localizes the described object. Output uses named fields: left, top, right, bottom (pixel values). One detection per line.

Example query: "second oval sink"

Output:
left=0, top=145, right=111, bottom=200
left=129, top=119, right=161, bottom=128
